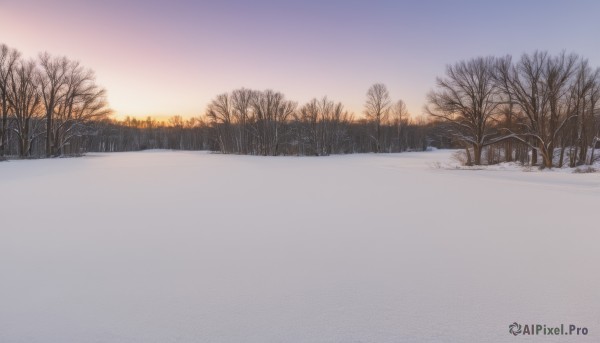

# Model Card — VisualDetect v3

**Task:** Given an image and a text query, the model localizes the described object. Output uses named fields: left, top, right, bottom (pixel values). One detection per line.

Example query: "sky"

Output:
left=1, top=0, right=600, bottom=119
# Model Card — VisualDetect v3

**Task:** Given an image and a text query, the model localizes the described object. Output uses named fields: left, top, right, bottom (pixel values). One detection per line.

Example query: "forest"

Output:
left=1, top=43, right=599, bottom=168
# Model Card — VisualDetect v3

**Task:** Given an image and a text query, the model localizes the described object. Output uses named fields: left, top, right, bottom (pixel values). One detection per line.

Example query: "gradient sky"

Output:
left=1, top=0, right=599, bottom=119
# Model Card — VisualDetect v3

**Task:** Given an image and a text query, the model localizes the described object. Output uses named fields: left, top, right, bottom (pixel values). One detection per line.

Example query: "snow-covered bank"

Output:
left=1, top=150, right=598, bottom=342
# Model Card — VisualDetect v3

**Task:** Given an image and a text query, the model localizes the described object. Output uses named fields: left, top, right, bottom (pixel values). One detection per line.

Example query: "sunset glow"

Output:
left=2, top=0, right=599, bottom=119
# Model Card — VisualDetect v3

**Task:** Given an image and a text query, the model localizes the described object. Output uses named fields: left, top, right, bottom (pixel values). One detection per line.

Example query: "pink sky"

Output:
left=2, top=1, right=599, bottom=119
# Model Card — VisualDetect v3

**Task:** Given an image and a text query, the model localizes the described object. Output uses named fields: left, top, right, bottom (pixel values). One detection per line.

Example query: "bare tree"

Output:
left=496, top=51, right=577, bottom=168
left=364, top=83, right=391, bottom=153
left=168, top=115, right=185, bottom=149
left=206, top=89, right=297, bottom=155
left=53, top=62, right=109, bottom=155
left=0, top=44, right=20, bottom=157
left=427, top=57, right=500, bottom=165
left=7, top=59, right=43, bottom=157
left=296, top=98, right=321, bottom=155
left=567, top=60, right=600, bottom=166
left=206, top=92, right=234, bottom=153
left=251, top=90, right=296, bottom=155
left=587, top=71, right=600, bottom=165
left=231, top=88, right=256, bottom=154
left=391, top=99, right=409, bottom=152
left=493, top=56, right=522, bottom=162
left=328, top=101, right=353, bottom=154
left=295, top=97, right=352, bottom=155
left=38, top=52, right=69, bottom=157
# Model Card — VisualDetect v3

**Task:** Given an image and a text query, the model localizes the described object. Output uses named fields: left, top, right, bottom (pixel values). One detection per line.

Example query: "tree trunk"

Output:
left=531, top=144, right=538, bottom=166
left=559, top=146, right=566, bottom=167
left=465, top=145, right=472, bottom=166
left=504, top=140, right=512, bottom=162
left=473, top=144, right=482, bottom=165
left=589, top=137, right=598, bottom=165
left=19, top=136, right=30, bottom=158
left=0, top=98, right=9, bottom=157
left=376, top=121, right=381, bottom=153
left=46, top=111, right=52, bottom=157
left=547, top=144, right=555, bottom=168
left=541, top=148, right=553, bottom=169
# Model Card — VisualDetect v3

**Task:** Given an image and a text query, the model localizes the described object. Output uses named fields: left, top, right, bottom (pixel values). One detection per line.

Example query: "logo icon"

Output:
left=509, top=322, right=522, bottom=336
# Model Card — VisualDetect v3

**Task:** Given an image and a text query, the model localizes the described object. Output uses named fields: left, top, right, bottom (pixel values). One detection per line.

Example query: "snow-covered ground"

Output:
left=1, top=150, right=598, bottom=342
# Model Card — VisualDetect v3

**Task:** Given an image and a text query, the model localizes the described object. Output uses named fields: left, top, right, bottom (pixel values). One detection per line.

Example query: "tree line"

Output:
left=204, top=86, right=428, bottom=155
left=0, top=43, right=431, bottom=158
left=83, top=101, right=430, bottom=156
left=2, top=43, right=598, bottom=167
left=427, top=51, right=600, bottom=168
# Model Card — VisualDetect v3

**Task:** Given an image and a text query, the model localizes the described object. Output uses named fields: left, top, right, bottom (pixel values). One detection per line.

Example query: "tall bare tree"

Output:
left=7, top=59, right=43, bottom=157
left=496, top=51, right=577, bottom=168
left=586, top=71, right=600, bottom=165
left=364, top=83, right=391, bottom=153
left=295, top=97, right=352, bottom=155
left=427, top=57, right=500, bottom=165
left=296, top=98, right=321, bottom=155
left=51, top=62, right=109, bottom=155
left=391, top=99, right=409, bottom=152
left=206, top=92, right=234, bottom=153
left=0, top=44, right=20, bottom=157
left=231, top=88, right=256, bottom=154
left=255, top=90, right=296, bottom=155
left=567, top=60, right=600, bottom=166
left=38, top=52, right=69, bottom=157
